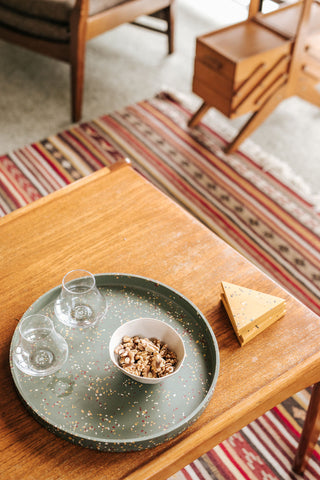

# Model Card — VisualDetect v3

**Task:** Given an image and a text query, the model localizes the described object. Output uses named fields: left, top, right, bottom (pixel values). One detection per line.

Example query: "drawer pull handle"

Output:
left=202, top=56, right=223, bottom=71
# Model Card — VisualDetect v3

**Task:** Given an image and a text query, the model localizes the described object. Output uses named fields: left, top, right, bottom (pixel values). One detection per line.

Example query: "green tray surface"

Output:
left=10, top=274, right=219, bottom=451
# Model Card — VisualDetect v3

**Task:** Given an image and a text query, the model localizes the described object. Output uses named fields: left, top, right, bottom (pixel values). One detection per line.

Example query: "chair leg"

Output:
left=70, top=0, right=88, bottom=123
left=70, top=45, right=86, bottom=123
left=293, top=382, right=320, bottom=474
left=132, top=2, right=175, bottom=55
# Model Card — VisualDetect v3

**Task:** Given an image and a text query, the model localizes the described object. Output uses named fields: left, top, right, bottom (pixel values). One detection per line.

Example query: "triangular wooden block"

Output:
left=221, top=282, right=286, bottom=346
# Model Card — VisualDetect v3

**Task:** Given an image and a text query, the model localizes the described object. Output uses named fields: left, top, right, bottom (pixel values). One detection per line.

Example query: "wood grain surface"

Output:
left=1, top=162, right=320, bottom=480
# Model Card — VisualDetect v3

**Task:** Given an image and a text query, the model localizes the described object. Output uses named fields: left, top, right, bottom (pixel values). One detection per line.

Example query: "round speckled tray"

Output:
left=10, top=274, right=219, bottom=451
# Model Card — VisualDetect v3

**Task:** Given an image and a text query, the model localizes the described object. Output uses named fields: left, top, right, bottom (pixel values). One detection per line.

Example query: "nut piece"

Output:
left=115, top=335, right=178, bottom=378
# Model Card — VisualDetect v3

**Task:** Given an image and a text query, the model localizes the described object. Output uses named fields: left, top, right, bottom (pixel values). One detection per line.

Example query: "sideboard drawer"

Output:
left=195, top=41, right=235, bottom=80
left=193, top=58, right=234, bottom=98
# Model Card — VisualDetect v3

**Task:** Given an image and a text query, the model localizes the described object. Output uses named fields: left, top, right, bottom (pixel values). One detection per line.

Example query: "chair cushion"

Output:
left=0, top=0, right=130, bottom=41
left=0, top=5, right=70, bottom=41
left=0, top=0, right=74, bottom=23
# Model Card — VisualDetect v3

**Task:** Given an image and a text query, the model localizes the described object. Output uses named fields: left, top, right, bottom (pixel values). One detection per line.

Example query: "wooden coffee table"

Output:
left=1, top=161, right=320, bottom=480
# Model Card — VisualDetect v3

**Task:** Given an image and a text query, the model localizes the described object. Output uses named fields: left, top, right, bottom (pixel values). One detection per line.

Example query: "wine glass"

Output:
left=54, top=269, right=107, bottom=328
left=13, top=314, right=68, bottom=376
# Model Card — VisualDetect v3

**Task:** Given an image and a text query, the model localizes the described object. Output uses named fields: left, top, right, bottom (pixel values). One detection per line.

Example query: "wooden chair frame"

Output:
left=0, top=0, right=175, bottom=122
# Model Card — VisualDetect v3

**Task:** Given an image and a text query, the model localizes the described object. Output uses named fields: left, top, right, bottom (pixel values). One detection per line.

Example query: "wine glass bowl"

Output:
left=54, top=269, right=107, bottom=328
left=12, top=314, right=68, bottom=376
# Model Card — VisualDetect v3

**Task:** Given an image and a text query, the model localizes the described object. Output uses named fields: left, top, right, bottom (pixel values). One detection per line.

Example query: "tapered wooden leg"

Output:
left=70, top=48, right=85, bottom=123
left=293, top=382, right=320, bottom=474
left=188, top=102, right=211, bottom=128
left=225, top=83, right=287, bottom=154
left=70, top=1, right=88, bottom=123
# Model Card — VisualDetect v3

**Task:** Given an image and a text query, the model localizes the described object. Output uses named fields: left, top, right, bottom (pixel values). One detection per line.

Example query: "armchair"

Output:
left=0, top=0, right=175, bottom=121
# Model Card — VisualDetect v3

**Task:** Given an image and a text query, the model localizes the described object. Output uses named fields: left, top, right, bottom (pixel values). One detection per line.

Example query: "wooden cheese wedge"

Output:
left=221, top=281, right=286, bottom=345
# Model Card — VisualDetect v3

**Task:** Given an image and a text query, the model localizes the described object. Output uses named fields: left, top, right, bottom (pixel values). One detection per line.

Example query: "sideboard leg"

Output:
left=225, top=83, right=286, bottom=154
left=293, top=382, right=320, bottom=474
left=188, top=102, right=211, bottom=128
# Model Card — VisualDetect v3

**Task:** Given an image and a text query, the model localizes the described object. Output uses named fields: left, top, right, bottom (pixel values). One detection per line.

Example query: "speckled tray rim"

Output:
left=10, top=273, right=220, bottom=451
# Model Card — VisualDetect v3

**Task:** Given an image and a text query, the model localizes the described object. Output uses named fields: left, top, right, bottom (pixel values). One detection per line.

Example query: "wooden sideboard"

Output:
left=189, top=0, right=320, bottom=152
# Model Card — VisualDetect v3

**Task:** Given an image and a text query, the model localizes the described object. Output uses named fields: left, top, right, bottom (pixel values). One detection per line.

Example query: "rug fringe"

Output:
left=160, top=88, right=320, bottom=212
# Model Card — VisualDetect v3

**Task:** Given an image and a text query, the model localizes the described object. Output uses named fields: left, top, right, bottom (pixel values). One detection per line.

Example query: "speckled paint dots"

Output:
left=10, top=275, right=219, bottom=451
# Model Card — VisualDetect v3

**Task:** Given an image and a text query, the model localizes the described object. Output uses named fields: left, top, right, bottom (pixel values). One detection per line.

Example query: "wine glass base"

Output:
left=54, top=301, right=108, bottom=329
left=13, top=346, right=68, bottom=377
left=30, top=349, right=55, bottom=369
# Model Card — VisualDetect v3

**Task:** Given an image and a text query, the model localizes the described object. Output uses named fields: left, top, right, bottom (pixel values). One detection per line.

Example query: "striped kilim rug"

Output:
left=1, top=91, right=320, bottom=479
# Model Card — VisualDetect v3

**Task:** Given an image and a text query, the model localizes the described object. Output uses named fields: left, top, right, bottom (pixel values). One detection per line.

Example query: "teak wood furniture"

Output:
left=0, top=0, right=175, bottom=122
left=293, top=382, right=320, bottom=473
left=189, top=0, right=320, bottom=153
left=1, top=161, right=320, bottom=479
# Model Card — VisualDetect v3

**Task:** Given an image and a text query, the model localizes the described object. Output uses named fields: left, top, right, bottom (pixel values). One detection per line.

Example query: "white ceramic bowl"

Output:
left=109, top=318, right=186, bottom=384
